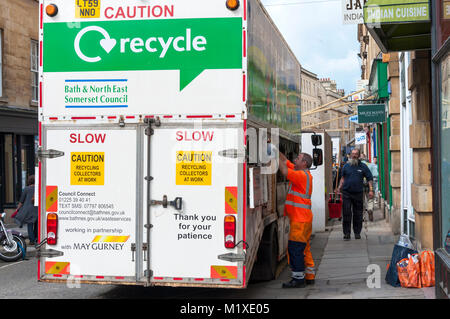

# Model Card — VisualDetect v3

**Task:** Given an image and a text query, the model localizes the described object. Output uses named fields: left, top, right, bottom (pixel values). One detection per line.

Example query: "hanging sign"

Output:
left=342, top=0, right=368, bottom=25
left=349, top=115, right=359, bottom=123
left=357, top=104, right=386, bottom=123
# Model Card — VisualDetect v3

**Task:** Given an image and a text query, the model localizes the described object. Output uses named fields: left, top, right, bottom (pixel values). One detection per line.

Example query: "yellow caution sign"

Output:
left=176, top=151, right=212, bottom=186
left=70, top=152, right=105, bottom=186
left=45, top=262, right=70, bottom=275
left=92, top=235, right=130, bottom=243
left=211, top=265, right=238, bottom=279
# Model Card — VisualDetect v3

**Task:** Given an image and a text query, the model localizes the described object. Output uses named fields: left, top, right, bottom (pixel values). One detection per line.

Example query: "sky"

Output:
left=260, top=0, right=361, bottom=94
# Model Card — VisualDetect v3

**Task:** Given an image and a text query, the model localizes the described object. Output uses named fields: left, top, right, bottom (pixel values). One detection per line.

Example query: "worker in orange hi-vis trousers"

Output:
left=278, top=150, right=315, bottom=288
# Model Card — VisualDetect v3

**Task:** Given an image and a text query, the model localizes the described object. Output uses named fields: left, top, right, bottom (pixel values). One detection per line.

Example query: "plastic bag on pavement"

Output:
left=397, top=234, right=414, bottom=249
left=386, top=243, right=417, bottom=287
left=397, top=253, right=422, bottom=288
left=419, top=250, right=435, bottom=287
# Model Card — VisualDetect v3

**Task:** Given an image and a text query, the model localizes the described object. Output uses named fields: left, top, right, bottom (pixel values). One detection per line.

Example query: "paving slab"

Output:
left=309, top=208, right=426, bottom=299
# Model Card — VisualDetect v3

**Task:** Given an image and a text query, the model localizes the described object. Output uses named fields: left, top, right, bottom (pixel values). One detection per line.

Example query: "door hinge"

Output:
left=217, top=253, right=246, bottom=262
left=37, top=148, right=64, bottom=159
left=218, top=149, right=245, bottom=159
left=36, top=248, right=64, bottom=258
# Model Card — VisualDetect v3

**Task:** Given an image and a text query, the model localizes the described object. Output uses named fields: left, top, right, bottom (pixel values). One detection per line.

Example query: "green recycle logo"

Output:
left=44, top=18, right=243, bottom=91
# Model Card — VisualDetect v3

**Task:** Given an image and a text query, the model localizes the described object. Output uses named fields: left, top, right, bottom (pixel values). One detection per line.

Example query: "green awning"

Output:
left=363, top=0, right=431, bottom=52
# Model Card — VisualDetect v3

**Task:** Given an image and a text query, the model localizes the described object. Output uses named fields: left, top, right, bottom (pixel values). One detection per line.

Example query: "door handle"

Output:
left=151, top=195, right=183, bottom=211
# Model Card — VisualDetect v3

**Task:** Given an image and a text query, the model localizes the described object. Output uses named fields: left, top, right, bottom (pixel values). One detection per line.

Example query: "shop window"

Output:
left=0, top=29, right=3, bottom=97
left=0, top=134, right=36, bottom=208
left=3, top=134, right=14, bottom=204
left=440, top=50, right=450, bottom=248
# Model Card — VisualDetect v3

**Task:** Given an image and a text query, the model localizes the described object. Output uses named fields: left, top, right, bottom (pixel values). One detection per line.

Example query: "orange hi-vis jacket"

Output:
left=284, top=160, right=313, bottom=224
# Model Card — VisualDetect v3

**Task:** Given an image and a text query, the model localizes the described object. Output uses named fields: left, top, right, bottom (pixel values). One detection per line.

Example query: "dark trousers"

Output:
left=27, top=221, right=38, bottom=244
left=342, top=191, right=364, bottom=235
left=288, top=240, right=306, bottom=279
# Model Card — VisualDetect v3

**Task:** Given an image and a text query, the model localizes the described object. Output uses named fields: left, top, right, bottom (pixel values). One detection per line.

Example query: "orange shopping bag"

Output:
left=419, top=250, right=435, bottom=287
left=397, top=254, right=422, bottom=288
left=396, top=258, right=409, bottom=287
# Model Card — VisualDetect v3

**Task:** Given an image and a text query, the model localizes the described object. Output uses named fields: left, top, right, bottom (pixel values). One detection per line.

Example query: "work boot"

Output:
left=343, top=234, right=351, bottom=241
left=282, top=278, right=306, bottom=288
left=368, top=210, right=373, bottom=222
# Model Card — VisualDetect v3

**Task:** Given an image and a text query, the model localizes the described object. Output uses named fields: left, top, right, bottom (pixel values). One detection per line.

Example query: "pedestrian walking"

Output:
left=278, top=151, right=315, bottom=288
left=14, top=175, right=38, bottom=245
left=336, top=149, right=373, bottom=240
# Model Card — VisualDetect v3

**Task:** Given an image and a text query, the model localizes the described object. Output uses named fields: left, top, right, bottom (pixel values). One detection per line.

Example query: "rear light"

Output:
left=47, top=213, right=58, bottom=245
left=224, top=215, right=236, bottom=248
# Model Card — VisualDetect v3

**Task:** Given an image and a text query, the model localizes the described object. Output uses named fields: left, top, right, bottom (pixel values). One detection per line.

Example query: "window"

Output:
left=31, top=39, right=39, bottom=102
left=440, top=50, right=450, bottom=247
left=2, top=134, right=14, bottom=204
left=0, top=134, right=36, bottom=209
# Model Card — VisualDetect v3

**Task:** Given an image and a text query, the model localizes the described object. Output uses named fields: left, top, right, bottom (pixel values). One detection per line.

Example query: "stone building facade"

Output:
left=0, top=0, right=39, bottom=213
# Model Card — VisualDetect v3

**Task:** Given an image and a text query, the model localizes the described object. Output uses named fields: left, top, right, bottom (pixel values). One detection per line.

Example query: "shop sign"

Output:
left=349, top=115, right=359, bottom=123
left=355, top=130, right=367, bottom=145
left=342, top=0, right=368, bottom=24
left=357, top=104, right=386, bottom=123
left=444, top=1, right=450, bottom=20
left=364, top=0, right=430, bottom=24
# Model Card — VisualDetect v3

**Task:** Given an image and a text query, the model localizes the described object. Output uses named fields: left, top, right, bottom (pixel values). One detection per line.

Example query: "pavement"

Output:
left=304, top=207, right=435, bottom=299
left=5, top=207, right=436, bottom=299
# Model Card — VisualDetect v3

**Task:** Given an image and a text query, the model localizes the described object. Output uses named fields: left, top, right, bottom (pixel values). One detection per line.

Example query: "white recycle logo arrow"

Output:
left=74, top=26, right=116, bottom=63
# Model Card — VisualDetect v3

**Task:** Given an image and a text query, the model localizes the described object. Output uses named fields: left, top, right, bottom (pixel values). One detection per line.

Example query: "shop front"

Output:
left=364, top=0, right=450, bottom=298
left=0, top=107, right=38, bottom=213
left=431, top=0, right=450, bottom=300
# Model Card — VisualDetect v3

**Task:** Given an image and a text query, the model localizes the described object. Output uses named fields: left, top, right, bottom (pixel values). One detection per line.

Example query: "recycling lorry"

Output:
left=37, top=0, right=304, bottom=288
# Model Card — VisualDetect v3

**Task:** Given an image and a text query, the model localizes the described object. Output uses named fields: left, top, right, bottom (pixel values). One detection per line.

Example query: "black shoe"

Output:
left=343, top=234, right=351, bottom=241
left=282, top=278, right=306, bottom=288
left=355, top=234, right=361, bottom=239
left=306, top=279, right=315, bottom=285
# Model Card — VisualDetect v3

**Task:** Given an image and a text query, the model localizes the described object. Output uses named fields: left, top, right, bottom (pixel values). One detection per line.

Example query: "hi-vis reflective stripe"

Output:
left=285, top=201, right=311, bottom=210
left=305, top=267, right=315, bottom=274
left=45, top=262, right=70, bottom=275
left=46, top=186, right=58, bottom=212
left=225, top=186, right=238, bottom=214
left=211, top=265, right=238, bottom=279
left=287, top=170, right=311, bottom=199
left=92, top=235, right=130, bottom=243
left=287, top=186, right=311, bottom=199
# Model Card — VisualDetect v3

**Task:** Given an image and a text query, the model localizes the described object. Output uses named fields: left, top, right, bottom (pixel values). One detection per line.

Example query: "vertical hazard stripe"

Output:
left=46, top=186, right=58, bottom=212
left=225, top=186, right=238, bottom=214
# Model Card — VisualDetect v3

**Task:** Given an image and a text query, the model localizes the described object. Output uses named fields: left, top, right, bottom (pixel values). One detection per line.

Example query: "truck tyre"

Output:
left=250, top=222, right=278, bottom=281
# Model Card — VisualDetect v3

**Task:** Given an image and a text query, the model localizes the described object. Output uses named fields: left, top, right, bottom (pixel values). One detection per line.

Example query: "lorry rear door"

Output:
left=142, top=121, right=245, bottom=286
left=40, top=125, right=139, bottom=283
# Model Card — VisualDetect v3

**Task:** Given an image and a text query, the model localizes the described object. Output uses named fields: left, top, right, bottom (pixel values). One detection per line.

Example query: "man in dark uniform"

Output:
left=337, top=149, right=373, bottom=240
